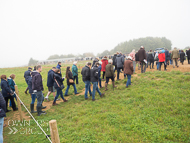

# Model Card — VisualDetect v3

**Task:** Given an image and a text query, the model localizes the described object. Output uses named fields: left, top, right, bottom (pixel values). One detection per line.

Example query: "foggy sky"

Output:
left=0, top=0, right=190, bottom=68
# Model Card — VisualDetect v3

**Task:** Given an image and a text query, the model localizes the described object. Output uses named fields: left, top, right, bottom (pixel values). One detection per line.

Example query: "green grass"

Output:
left=1, top=64, right=190, bottom=143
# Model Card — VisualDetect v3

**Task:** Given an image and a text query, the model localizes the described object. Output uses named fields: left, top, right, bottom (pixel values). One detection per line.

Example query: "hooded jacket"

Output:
left=158, top=53, right=165, bottom=62
left=24, top=70, right=31, bottom=82
left=115, top=54, right=124, bottom=68
left=47, top=69, right=55, bottom=87
left=90, top=65, right=99, bottom=82
left=147, top=52, right=154, bottom=62
left=105, top=64, right=114, bottom=77
left=56, top=64, right=62, bottom=73
left=0, top=92, right=6, bottom=117
left=1, top=79, right=13, bottom=98
left=31, top=71, right=44, bottom=92
left=7, top=78, right=15, bottom=92
left=101, top=58, right=108, bottom=72
left=72, top=64, right=78, bottom=77
left=54, top=73, right=64, bottom=89
left=92, top=58, right=99, bottom=67
left=81, top=65, right=91, bottom=81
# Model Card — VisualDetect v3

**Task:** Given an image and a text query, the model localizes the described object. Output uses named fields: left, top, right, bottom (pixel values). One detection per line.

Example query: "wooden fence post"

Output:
left=14, top=85, right=23, bottom=122
left=49, top=120, right=60, bottom=143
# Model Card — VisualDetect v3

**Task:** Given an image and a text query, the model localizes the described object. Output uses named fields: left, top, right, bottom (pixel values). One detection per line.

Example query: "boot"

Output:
left=25, top=87, right=28, bottom=94
left=52, top=101, right=58, bottom=106
left=100, top=93, right=105, bottom=98
left=41, top=104, right=46, bottom=109
left=112, top=81, right=117, bottom=88
left=105, top=83, right=108, bottom=91
left=30, top=104, right=37, bottom=113
left=37, top=106, right=46, bottom=116
left=63, top=99, right=68, bottom=102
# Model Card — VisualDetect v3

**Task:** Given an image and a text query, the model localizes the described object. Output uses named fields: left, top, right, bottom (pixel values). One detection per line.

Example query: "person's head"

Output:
left=99, top=61, right=102, bottom=65
left=116, top=52, right=119, bottom=55
left=108, top=59, right=113, bottom=64
left=1, top=75, right=7, bottom=80
left=87, top=62, right=91, bottom=68
left=95, top=62, right=99, bottom=67
left=10, top=74, right=16, bottom=79
left=55, top=69, right=60, bottom=73
left=181, top=50, right=184, bottom=53
left=28, top=67, right=32, bottom=71
left=96, top=57, right=99, bottom=60
left=66, top=67, right=70, bottom=79
left=132, top=49, right=135, bottom=53
left=150, top=50, right=152, bottom=52
left=52, top=67, right=56, bottom=72
left=127, top=56, right=132, bottom=60
left=104, top=56, right=107, bottom=59
left=58, top=62, right=61, bottom=65
left=33, top=66, right=36, bottom=71
left=141, top=46, right=144, bottom=49
left=36, top=65, right=42, bottom=72
left=73, top=61, right=77, bottom=65
left=174, top=47, right=177, bottom=49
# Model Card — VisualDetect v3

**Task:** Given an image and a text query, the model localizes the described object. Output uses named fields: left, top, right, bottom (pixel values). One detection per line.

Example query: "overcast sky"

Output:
left=0, top=0, right=190, bottom=68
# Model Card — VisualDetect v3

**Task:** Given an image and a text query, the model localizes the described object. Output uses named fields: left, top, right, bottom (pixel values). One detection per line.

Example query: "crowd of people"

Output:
left=0, top=46, right=189, bottom=143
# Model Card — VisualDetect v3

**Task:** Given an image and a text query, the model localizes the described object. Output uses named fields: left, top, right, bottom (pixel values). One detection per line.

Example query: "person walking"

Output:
left=90, top=62, right=105, bottom=101
left=81, top=62, right=92, bottom=100
left=53, top=69, right=67, bottom=105
left=115, top=53, right=124, bottom=80
left=154, top=51, right=160, bottom=70
left=24, top=67, right=32, bottom=94
left=135, top=51, right=140, bottom=70
left=105, top=59, right=117, bottom=91
left=180, top=50, right=185, bottom=65
left=148, top=50, right=155, bottom=69
left=92, top=57, right=99, bottom=67
left=101, top=56, right=108, bottom=80
left=186, top=48, right=190, bottom=64
left=98, top=61, right=103, bottom=88
left=31, top=65, right=46, bottom=116
left=123, top=56, right=134, bottom=88
left=171, top=47, right=179, bottom=68
left=7, top=74, right=17, bottom=107
left=138, top=46, right=147, bottom=73
left=146, top=51, right=149, bottom=68
left=0, top=92, right=6, bottom=143
left=72, top=61, right=79, bottom=84
left=1, top=75, right=18, bottom=112
left=45, top=67, right=56, bottom=101
left=64, top=67, right=79, bottom=96
left=112, top=53, right=117, bottom=73
left=129, top=49, right=136, bottom=73
left=158, top=50, right=166, bottom=71
left=165, top=49, right=170, bottom=66
left=56, top=62, right=62, bottom=73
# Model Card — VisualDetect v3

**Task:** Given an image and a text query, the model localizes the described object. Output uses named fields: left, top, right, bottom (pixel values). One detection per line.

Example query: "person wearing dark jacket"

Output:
left=72, top=61, right=79, bottom=84
left=56, top=62, right=62, bottom=73
left=112, top=53, right=117, bottom=73
left=186, top=48, right=190, bottom=64
left=138, top=46, right=147, bottom=73
left=0, top=92, right=6, bottom=143
left=53, top=69, right=67, bottom=106
left=31, top=65, right=46, bottom=116
left=92, top=57, right=99, bottom=67
left=105, top=59, right=117, bottom=91
left=135, top=51, right=140, bottom=70
left=81, top=62, right=92, bottom=99
left=115, top=53, right=124, bottom=80
left=7, top=74, right=17, bottom=107
left=90, top=62, right=105, bottom=101
left=98, top=61, right=102, bottom=88
left=147, top=50, right=154, bottom=69
left=123, top=56, right=134, bottom=88
left=28, top=75, right=37, bottom=113
left=64, top=67, right=79, bottom=96
left=1, top=75, right=17, bottom=112
left=24, top=67, right=32, bottom=94
left=180, top=50, right=186, bottom=65
left=45, top=67, right=56, bottom=101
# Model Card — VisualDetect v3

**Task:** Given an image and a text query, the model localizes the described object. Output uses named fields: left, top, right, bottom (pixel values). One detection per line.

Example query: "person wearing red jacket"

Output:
left=101, top=56, right=108, bottom=80
left=158, top=50, right=166, bottom=71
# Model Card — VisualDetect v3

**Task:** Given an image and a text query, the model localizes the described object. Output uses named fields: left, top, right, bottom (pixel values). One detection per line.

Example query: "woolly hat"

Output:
left=73, top=61, right=77, bottom=64
left=127, top=56, right=132, bottom=60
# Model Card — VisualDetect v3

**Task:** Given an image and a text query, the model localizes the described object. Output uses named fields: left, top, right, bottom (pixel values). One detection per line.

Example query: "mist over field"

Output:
left=0, top=0, right=190, bottom=68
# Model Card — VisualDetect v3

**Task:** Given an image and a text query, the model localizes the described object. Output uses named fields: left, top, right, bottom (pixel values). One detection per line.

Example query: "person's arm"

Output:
left=111, top=65, right=114, bottom=77
left=2, top=81, right=12, bottom=94
left=130, top=62, right=134, bottom=73
left=94, top=68, right=99, bottom=79
left=122, top=57, right=124, bottom=65
left=0, top=92, right=6, bottom=113
left=144, top=51, right=147, bottom=60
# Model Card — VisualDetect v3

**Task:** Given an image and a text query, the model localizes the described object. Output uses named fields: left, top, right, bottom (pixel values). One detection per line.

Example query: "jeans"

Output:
left=73, top=76, right=78, bottom=84
left=92, top=82, right=102, bottom=100
left=126, top=74, right=131, bottom=87
left=0, top=117, right=4, bottom=143
left=84, top=80, right=92, bottom=98
left=54, top=88, right=64, bottom=102
left=31, top=94, right=36, bottom=104
left=98, top=77, right=102, bottom=88
left=156, top=62, right=160, bottom=70
left=117, top=67, right=123, bottom=80
left=9, top=93, right=17, bottom=107
left=133, top=61, right=136, bottom=73
left=64, top=84, right=77, bottom=95
left=140, top=62, right=146, bottom=73
left=35, top=91, right=44, bottom=107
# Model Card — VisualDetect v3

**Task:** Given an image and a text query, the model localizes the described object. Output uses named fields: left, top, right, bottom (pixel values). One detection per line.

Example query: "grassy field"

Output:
left=1, top=62, right=190, bottom=143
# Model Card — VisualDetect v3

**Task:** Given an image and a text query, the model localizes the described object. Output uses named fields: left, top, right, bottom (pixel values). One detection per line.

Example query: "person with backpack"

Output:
left=53, top=69, right=67, bottom=106
left=147, top=50, right=155, bottom=69
left=24, top=67, right=32, bottom=94
left=72, top=61, right=79, bottom=84
left=101, top=56, right=108, bottom=80
left=64, top=67, right=79, bottom=96
left=31, top=65, right=46, bottom=116
left=7, top=74, right=17, bottom=107
left=90, top=62, right=105, bottom=101
left=0, top=92, right=6, bottom=143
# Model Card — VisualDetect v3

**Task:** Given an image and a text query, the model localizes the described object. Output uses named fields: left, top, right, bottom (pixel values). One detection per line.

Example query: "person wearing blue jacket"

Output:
left=0, top=92, right=6, bottom=143
left=72, top=61, right=79, bottom=84
left=53, top=69, right=67, bottom=106
left=56, top=62, right=62, bottom=74
left=7, top=74, right=17, bottom=107
left=1, top=75, right=18, bottom=113
left=98, top=61, right=102, bottom=88
left=45, top=67, right=56, bottom=101
left=24, top=67, right=32, bottom=94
